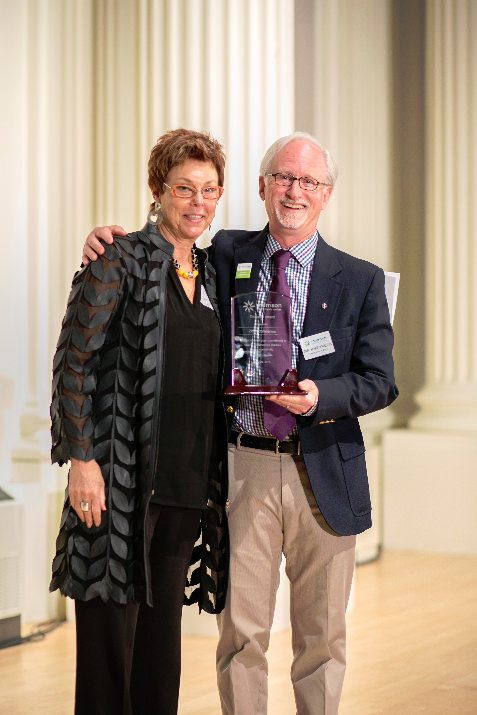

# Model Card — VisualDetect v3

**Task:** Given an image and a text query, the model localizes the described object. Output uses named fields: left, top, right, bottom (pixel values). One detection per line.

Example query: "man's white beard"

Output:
left=273, top=198, right=309, bottom=230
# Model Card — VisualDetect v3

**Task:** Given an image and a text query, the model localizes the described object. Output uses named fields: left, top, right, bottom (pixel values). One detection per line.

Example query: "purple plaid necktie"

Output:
left=263, top=249, right=296, bottom=440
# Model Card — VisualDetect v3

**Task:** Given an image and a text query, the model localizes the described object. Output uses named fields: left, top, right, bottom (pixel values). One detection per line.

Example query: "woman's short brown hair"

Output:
left=148, top=128, right=226, bottom=202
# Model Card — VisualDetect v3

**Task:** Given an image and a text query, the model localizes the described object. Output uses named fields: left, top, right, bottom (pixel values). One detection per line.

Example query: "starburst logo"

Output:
left=243, top=300, right=255, bottom=314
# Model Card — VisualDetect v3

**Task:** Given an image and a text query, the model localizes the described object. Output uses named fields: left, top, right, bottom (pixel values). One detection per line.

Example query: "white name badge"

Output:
left=200, top=285, right=214, bottom=310
left=299, top=331, right=335, bottom=360
left=235, top=262, right=252, bottom=279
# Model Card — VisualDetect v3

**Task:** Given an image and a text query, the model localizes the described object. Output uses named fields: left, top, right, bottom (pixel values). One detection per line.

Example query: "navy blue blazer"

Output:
left=209, top=225, right=398, bottom=536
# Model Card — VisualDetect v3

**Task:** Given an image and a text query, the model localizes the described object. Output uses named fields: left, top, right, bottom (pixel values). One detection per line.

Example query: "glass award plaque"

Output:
left=224, top=291, right=306, bottom=395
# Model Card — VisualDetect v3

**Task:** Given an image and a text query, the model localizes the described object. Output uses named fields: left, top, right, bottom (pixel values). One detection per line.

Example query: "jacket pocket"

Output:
left=330, top=326, right=356, bottom=342
left=337, top=439, right=371, bottom=517
left=313, top=327, right=356, bottom=374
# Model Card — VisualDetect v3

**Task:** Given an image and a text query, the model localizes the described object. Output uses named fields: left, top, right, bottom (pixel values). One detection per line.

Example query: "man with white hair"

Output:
left=83, top=131, right=398, bottom=714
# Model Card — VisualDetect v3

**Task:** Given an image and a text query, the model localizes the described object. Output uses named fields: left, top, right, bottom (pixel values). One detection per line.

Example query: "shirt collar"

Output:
left=264, top=231, right=319, bottom=267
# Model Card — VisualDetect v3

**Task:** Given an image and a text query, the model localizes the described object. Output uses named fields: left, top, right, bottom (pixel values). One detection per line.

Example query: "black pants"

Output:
left=74, top=504, right=201, bottom=715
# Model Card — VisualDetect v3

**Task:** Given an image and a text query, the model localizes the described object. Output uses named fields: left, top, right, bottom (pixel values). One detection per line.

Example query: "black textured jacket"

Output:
left=49, top=224, right=228, bottom=613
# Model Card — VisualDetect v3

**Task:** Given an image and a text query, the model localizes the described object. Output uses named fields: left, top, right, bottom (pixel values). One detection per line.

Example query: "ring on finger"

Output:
left=80, top=501, right=89, bottom=512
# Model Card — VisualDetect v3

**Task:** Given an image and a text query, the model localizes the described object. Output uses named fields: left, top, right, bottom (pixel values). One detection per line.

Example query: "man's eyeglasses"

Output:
left=163, top=183, right=224, bottom=200
left=265, top=172, right=330, bottom=192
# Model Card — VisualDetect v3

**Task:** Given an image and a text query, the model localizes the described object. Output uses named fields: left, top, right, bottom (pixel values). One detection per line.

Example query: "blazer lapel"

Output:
left=298, top=236, right=344, bottom=380
left=233, top=226, right=269, bottom=297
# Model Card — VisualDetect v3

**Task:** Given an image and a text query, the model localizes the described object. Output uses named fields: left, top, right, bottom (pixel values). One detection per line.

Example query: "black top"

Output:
left=151, top=265, right=220, bottom=508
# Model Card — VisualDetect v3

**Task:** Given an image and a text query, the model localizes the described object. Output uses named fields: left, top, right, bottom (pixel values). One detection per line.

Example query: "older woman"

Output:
left=50, top=128, right=228, bottom=715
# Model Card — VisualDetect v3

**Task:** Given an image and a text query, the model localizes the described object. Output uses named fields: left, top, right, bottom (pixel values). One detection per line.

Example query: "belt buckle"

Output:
left=276, top=439, right=301, bottom=456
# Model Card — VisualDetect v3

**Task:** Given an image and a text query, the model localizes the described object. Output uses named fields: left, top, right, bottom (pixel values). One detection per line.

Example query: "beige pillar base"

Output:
left=409, top=384, right=477, bottom=433
left=383, top=429, right=477, bottom=555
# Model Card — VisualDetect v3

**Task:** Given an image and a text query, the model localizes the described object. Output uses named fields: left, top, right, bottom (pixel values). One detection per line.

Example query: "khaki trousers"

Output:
left=217, top=443, right=356, bottom=715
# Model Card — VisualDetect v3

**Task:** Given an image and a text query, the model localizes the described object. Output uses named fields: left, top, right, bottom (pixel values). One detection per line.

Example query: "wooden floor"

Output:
left=1, top=551, right=476, bottom=714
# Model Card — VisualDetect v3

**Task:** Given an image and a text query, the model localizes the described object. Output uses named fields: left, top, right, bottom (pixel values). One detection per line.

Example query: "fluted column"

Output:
left=90, top=0, right=294, bottom=244
left=409, top=0, right=477, bottom=432
left=383, top=0, right=477, bottom=556
left=11, top=0, right=61, bottom=470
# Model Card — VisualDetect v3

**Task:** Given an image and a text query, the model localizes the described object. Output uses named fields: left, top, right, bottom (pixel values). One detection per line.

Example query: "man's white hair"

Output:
left=259, top=131, right=338, bottom=186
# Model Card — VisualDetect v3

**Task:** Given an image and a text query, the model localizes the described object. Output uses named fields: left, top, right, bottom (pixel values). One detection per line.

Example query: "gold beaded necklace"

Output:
left=172, top=246, right=199, bottom=279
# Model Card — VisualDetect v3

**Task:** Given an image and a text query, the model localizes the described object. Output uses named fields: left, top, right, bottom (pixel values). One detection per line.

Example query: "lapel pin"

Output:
left=322, top=303, right=327, bottom=309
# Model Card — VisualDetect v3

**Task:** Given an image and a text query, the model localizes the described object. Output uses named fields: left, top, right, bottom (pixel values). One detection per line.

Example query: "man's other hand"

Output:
left=82, top=225, right=127, bottom=265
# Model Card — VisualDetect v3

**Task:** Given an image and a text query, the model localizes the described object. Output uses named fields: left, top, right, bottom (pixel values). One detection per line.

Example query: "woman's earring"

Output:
left=147, top=201, right=162, bottom=226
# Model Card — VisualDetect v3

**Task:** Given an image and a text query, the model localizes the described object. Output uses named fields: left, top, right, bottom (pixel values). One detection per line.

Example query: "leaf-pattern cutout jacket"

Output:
left=49, top=224, right=228, bottom=613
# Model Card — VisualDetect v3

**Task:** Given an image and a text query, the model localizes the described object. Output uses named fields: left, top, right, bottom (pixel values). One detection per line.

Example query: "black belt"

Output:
left=229, top=431, right=301, bottom=455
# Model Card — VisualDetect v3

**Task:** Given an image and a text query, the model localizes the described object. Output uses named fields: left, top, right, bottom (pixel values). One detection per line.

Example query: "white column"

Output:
left=90, top=0, right=294, bottom=240
left=409, top=0, right=477, bottom=432
left=9, top=0, right=96, bottom=470
left=8, top=0, right=50, bottom=466
left=384, top=0, right=477, bottom=555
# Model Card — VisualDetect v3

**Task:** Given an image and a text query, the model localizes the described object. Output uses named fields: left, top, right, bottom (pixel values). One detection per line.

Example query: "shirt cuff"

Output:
left=300, top=397, right=319, bottom=418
